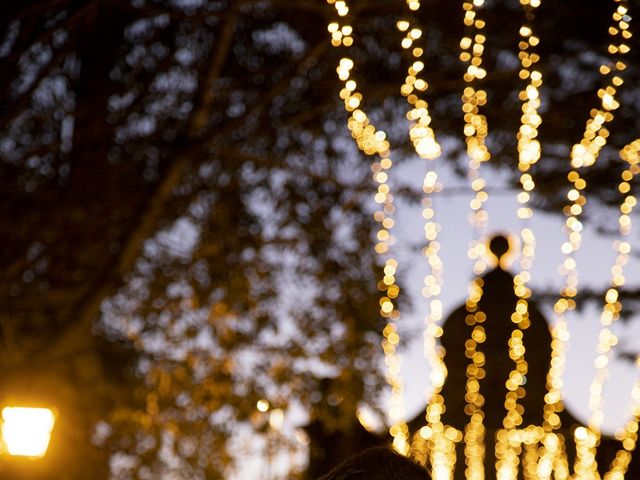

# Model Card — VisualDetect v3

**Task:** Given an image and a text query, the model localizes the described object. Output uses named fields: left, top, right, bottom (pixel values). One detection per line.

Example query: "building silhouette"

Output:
left=307, top=235, right=639, bottom=479
left=406, top=234, right=639, bottom=479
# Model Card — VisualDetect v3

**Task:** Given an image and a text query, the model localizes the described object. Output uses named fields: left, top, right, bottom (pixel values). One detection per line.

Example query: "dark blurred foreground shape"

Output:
left=305, top=377, right=384, bottom=479
left=318, top=446, right=430, bottom=480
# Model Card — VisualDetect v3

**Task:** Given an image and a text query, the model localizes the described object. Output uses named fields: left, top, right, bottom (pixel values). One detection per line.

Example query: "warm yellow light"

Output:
left=256, top=399, right=269, bottom=412
left=1, top=407, right=55, bottom=457
left=269, top=408, right=284, bottom=431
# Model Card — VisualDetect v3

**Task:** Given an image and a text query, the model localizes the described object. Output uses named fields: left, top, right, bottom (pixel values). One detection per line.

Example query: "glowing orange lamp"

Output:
left=1, top=406, right=56, bottom=457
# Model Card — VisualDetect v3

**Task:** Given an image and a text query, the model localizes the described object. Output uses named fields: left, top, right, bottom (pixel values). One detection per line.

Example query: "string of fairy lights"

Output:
left=551, top=0, right=632, bottom=430
left=585, top=1, right=634, bottom=432
left=597, top=139, right=640, bottom=480
left=494, top=4, right=544, bottom=479
left=503, top=0, right=543, bottom=431
left=547, top=2, right=634, bottom=478
left=460, top=0, right=491, bottom=276
left=325, top=0, right=638, bottom=478
left=458, top=1, right=492, bottom=477
left=395, top=1, right=451, bottom=472
left=327, top=0, right=411, bottom=455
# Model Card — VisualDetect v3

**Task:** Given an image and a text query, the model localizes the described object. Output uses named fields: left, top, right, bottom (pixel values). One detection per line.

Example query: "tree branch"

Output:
left=39, top=17, right=330, bottom=364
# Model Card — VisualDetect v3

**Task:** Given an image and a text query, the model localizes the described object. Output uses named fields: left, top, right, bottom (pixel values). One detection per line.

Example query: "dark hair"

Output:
left=318, top=446, right=430, bottom=480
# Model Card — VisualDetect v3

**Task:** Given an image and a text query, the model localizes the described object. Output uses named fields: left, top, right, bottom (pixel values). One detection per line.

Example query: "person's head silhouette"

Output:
left=318, top=447, right=430, bottom=479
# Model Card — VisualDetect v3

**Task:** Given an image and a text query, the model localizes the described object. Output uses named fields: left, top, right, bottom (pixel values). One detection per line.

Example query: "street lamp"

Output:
left=1, top=407, right=56, bottom=458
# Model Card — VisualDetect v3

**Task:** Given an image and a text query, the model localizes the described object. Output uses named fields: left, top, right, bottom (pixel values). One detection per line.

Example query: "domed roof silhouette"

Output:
left=406, top=234, right=639, bottom=479
left=437, top=235, right=551, bottom=430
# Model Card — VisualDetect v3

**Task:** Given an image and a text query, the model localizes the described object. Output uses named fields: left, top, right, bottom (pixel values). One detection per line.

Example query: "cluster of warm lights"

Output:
left=396, top=3, right=450, bottom=466
left=327, top=22, right=353, bottom=48
left=461, top=278, right=488, bottom=480
left=549, top=2, right=637, bottom=478
left=570, top=2, right=631, bottom=169
left=454, top=5, right=507, bottom=477
left=580, top=139, right=640, bottom=480
left=397, top=17, right=441, bottom=161
left=327, top=0, right=639, bottom=479
left=414, top=424, right=460, bottom=480
left=496, top=7, right=542, bottom=475
left=327, top=0, right=410, bottom=454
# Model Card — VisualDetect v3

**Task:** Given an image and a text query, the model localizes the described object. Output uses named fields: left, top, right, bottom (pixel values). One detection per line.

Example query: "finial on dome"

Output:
left=488, top=233, right=513, bottom=269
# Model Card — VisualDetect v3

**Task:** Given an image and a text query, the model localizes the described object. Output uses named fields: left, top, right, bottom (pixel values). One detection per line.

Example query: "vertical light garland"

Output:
left=504, top=0, right=567, bottom=438
left=496, top=3, right=545, bottom=477
left=460, top=0, right=491, bottom=275
left=569, top=2, right=632, bottom=170
left=462, top=279, right=488, bottom=480
left=501, top=0, right=543, bottom=441
left=396, top=2, right=451, bottom=476
left=596, top=139, right=640, bottom=480
left=587, top=108, right=636, bottom=436
left=604, top=354, right=640, bottom=480
left=326, top=0, right=410, bottom=455
left=550, top=1, right=632, bottom=448
left=459, top=2, right=492, bottom=478
left=573, top=4, right=632, bottom=479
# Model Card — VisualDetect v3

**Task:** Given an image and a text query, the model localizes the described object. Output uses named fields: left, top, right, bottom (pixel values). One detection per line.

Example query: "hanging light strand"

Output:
left=396, top=3, right=448, bottom=463
left=501, top=0, right=543, bottom=439
left=589, top=140, right=640, bottom=480
left=462, top=279, right=488, bottom=480
left=587, top=67, right=636, bottom=440
left=576, top=7, right=634, bottom=478
left=327, top=0, right=410, bottom=455
left=459, top=2, right=492, bottom=478
left=397, top=6, right=460, bottom=477
left=461, top=0, right=491, bottom=275
left=604, top=353, right=640, bottom=480
left=570, top=1, right=631, bottom=169
left=550, top=0, right=632, bottom=440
